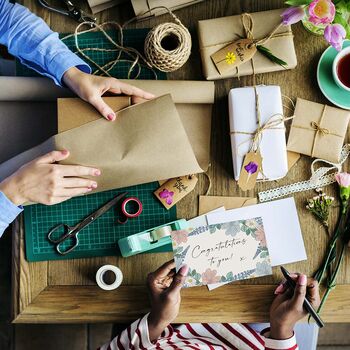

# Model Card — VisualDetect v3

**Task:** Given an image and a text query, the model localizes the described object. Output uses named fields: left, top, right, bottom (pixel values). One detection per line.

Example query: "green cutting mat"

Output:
left=16, top=28, right=166, bottom=80
left=21, top=28, right=171, bottom=262
left=24, top=183, right=176, bottom=262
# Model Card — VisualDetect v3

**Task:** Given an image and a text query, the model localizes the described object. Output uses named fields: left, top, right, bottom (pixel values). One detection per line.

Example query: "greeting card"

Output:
left=171, top=217, right=272, bottom=288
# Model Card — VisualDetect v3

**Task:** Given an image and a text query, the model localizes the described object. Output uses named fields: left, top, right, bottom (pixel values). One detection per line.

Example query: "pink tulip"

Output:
left=335, top=172, right=350, bottom=188
left=308, top=0, right=335, bottom=25
left=324, top=23, right=346, bottom=51
left=335, top=172, right=350, bottom=212
left=281, top=7, right=305, bottom=25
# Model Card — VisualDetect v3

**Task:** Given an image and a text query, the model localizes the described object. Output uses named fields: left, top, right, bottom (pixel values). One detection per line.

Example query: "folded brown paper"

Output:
left=198, top=195, right=257, bottom=215
left=198, top=8, right=297, bottom=80
left=0, top=95, right=211, bottom=198
left=287, top=98, right=350, bottom=163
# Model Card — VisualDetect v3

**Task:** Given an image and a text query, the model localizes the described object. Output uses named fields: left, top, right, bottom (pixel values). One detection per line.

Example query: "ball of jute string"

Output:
left=144, top=17, right=191, bottom=72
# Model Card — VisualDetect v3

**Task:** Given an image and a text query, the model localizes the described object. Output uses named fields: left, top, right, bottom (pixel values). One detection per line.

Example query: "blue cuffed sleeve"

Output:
left=0, top=0, right=91, bottom=85
left=0, top=191, right=23, bottom=238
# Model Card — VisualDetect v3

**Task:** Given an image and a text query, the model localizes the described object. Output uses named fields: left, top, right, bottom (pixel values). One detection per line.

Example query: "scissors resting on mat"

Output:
left=48, top=192, right=127, bottom=255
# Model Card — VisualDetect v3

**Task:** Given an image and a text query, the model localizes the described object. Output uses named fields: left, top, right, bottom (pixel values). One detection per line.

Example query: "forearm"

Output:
left=0, top=0, right=90, bottom=85
left=148, top=312, right=170, bottom=342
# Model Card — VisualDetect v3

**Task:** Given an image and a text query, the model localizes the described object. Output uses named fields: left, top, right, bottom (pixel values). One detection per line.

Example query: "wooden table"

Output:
left=12, top=0, right=350, bottom=324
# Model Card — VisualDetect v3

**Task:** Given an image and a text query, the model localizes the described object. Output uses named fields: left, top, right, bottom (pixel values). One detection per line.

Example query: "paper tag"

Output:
left=238, top=152, right=263, bottom=191
left=154, top=175, right=198, bottom=209
left=210, top=39, right=257, bottom=75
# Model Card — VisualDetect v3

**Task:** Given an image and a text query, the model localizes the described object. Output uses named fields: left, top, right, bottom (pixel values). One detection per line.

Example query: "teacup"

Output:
left=332, top=45, right=350, bottom=92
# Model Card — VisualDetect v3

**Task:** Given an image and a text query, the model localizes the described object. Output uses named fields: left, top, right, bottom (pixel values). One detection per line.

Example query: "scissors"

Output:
left=47, top=192, right=127, bottom=255
left=38, top=0, right=96, bottom=25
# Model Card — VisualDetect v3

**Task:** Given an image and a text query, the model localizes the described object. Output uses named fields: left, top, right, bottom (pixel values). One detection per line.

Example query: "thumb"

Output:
left=89, top=96, right=116, bottom=121
left=36, top=150, right=70, bottom=164
left=291, top=274, right=307, bottom=309
left=167, top=265, right=189, bottom=296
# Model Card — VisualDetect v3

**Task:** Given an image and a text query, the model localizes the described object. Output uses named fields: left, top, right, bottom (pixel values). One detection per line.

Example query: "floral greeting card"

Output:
left=171, top=217, right=272, bottom=288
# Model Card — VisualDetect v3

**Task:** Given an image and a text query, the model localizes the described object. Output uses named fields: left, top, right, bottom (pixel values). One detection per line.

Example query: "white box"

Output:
left=228, top=85, right=288, bottom=181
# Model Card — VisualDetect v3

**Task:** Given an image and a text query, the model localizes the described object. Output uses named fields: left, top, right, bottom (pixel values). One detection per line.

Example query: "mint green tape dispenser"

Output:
left=118, top=219, right=188, bottom=257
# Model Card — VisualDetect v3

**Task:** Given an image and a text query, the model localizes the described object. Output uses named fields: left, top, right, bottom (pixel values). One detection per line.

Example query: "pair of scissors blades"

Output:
left=38, top=0, right=96, bottom=25
left=47, top=192, right=127, bottom=255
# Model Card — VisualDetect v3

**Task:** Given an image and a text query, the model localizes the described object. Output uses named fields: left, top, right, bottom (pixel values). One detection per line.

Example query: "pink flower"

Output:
left=255, top=226, right=267, bottom=247
left=172, top=230, right=188, bottom=245
left=335, top=172, right=350, bottom=188
left=201, top=268, right=221, bottom=284
left=308, top=0, right=335, bottom=25
left=324, top=23, right=346, bottom=51
left=281, top=7, right=305, bottom=25
left=335, top=172, right=350, bottom=213
left=159, top=188, right=174, bottom=205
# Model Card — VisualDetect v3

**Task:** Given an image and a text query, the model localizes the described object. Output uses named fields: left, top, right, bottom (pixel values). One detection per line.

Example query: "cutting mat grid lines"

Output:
left=25, top=182, right=176, bottom=261
left=16, top=29, right=166, bottom=80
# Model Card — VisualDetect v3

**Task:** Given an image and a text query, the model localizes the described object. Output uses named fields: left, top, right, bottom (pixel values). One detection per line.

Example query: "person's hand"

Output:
left=0, top=150, right=101, bottom=206
left=147, top=260, right=189, bottom=342
left=269, top=274, right=320, bottom=340
left=62, top=67, right=155, bottom=121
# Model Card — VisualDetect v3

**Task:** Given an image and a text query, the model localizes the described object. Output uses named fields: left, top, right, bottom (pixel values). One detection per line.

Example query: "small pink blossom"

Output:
left=201, top=268, right=221, bottom=284
left=324, top=23, right=346, bottom=51
left=308, top=0, right=335, bottom=25
left=159, top=188, right=174, bottom=205
left=335, top=172, right=350, bottom=213
left=172, top=230, right=188, bottom=245
left=281, top=7, right=305, bottom=25
left=255, top=226, right=267, bottom=247
left=335, top=172, right=350, bottom=188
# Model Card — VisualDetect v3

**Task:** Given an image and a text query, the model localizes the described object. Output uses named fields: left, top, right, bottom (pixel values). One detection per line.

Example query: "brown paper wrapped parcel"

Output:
left=0, top=85, right=214, bottom=199
left=198, top=8, right=297, bottom=80
left=287, top=98, right=350, bottom=163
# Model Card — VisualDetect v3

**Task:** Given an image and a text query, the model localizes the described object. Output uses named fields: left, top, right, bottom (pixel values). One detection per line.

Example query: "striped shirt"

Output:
left=99, top=313, right=298, bottom=350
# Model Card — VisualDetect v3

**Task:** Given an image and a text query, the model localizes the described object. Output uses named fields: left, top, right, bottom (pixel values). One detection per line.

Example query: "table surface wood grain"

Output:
left=12, top=0, right=350, bottom=323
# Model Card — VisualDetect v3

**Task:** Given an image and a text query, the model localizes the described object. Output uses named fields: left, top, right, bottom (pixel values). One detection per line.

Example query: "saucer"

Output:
left=317, top=40, right=350, bottom=110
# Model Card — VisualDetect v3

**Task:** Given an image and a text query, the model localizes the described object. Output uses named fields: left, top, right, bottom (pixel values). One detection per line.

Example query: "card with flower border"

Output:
left=171, top=217, right=272, bottom=288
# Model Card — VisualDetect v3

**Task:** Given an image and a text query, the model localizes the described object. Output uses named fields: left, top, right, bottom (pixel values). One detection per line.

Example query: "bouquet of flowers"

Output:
left=283, top=0, right=350, bottom=51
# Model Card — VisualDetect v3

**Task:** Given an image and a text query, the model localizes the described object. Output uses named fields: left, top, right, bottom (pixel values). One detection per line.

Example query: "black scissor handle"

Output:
left=47, top=223, right=74, bottom=244
left=55, top=234, right=80, bottom=255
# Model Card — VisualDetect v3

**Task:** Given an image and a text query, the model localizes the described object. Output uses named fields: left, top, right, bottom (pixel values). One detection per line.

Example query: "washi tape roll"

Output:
left=96, top=265, right=123, bottom=291
left=118, top=197, right=143, bottom=224
left=150, top=225, right=173, bottom=242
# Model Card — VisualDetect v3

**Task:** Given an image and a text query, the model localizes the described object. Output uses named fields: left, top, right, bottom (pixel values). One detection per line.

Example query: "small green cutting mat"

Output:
left=24, top=182, right=176, bottom=262
left=16, top=28, right=166, bottom=80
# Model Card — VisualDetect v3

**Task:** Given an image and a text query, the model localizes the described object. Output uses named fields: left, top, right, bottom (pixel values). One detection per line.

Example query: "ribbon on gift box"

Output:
left=210, top=13, right=293, bottom=79
left=290, top=105, right=344, bottom=158
left=258, top=144, right=350, bottom=202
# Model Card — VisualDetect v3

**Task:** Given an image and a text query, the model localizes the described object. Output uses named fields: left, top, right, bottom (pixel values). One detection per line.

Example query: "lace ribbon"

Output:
left=258, top=144, right=350, bottom=202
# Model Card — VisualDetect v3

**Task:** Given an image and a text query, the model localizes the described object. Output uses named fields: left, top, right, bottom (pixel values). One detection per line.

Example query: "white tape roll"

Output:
left=150, top=225, right=173, bottom=241
left=96, top=265, right=123, bottom=291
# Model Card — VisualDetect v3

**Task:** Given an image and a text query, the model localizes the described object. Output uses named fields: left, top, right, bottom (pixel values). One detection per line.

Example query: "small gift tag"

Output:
left=238, top=152, right=263, bottom=191
left=210, top=39, right=257, bottom=75
left=154, top=175, right=198, bottom=210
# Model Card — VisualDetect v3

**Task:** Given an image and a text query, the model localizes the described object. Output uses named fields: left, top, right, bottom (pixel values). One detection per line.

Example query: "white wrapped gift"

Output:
left=228, top=86, right=288, bottom=181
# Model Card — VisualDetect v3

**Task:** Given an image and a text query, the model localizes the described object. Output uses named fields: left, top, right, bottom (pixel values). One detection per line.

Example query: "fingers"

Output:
left=53, top=187, right=93, bottom=197
left=62, top=178, right=97, bottom=189
left=56, top=164, right=101, bottom=177
left=36, top=150, right=70, bottom=164
left=291, top=274, right=307, bottom=310
left=166, top=265, right=189, bottom=296
left=152, top=260, right=176, bottom=279
left=88, top=95, right=117, bottom=121
left=109, top=80, right=155, bottom=100
left=307, top=278, right=321, bottom=309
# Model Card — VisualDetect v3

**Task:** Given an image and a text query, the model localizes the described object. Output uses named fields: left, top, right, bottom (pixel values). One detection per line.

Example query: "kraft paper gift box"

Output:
left=287, top=98, right=350, bottom=163
left=229, top=85, right=288, bottom=181
left=198, top=8, right=297, bottom=80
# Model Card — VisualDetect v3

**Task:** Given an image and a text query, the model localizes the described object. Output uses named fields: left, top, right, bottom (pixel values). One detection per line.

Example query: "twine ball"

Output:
left=144, top=20, right=192, bottom=73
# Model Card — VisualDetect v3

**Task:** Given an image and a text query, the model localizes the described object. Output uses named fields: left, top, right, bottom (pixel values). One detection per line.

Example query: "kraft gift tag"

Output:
left=238, top=152, right=263, bottom=191
left=210, top=39, right=256, bottom=75
left=154, top=175, right=198, bottom=209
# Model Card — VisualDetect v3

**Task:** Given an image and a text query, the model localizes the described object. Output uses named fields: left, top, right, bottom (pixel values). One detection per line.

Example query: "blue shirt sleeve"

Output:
left=0, top=0, right=91, bottom=85
left=0, top=192, right=23, bottom=238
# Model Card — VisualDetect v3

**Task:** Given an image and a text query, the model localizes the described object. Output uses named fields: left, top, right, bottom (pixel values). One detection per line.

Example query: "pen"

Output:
left=280, top=266, right=324, bottom=328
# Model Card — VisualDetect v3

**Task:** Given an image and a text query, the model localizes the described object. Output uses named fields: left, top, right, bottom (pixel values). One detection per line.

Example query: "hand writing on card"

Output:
left=0, top=150, right=101, bottom=206
left=62, top=67, right=155, bottom=121
left=269, top=274, right=320, bottom=340
left=147, top=260, right=189, bottom=342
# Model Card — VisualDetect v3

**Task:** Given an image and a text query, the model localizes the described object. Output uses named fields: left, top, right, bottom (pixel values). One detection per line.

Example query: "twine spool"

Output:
left=143, top=10, right=192, bottom=72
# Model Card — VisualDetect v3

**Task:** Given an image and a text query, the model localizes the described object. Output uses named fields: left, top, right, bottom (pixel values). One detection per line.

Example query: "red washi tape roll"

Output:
left=118, top=197, right=143, bottom=224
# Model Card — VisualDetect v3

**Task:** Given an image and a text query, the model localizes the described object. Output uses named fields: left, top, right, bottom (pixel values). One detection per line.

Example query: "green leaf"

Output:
left=285, top=0, right=311, bottom=5
left=257, top=45, right=288, bottom=68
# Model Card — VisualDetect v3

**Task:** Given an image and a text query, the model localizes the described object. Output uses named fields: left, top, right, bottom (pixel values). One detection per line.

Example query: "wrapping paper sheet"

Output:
left=229, top=85, right=288, bottom=181
left=0, top=77, right=214, bottom=197
left=198, top=8, right=297, bottom=80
